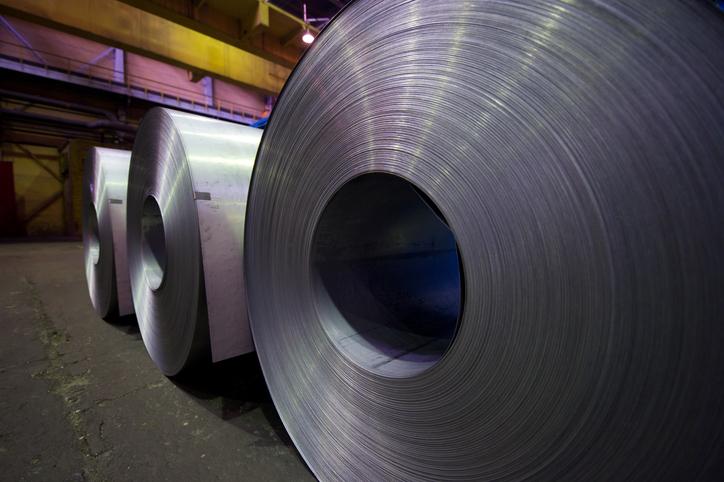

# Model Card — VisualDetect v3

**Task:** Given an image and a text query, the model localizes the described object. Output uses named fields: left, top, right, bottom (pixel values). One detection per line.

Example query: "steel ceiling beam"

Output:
left=118, top=0, right=313, bottom=68
left=0, top=0, right=291, bottom=94
left=0, top=55, right=258, bottom=124
left=0, top=15, right=47, bottom=65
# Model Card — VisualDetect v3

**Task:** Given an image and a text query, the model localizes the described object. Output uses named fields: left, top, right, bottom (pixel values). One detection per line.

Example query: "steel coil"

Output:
left=246, top=1, right=724, bottom=480
left=127, top=108, right=261, bottom=376
left=83, top=147, right=133, bottom=319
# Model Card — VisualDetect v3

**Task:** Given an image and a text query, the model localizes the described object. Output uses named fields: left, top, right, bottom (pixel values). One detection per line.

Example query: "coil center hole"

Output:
left=312, top=173, right=463, bottom=378
left=87, top=203, right=100, bottom=266
left=141, top=195, right=167, bottom=291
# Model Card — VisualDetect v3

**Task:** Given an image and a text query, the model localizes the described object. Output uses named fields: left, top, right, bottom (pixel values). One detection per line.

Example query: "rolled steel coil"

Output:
left=245, top=1, right=724, bottom=480
left=127, top=108, right=261, bottom=376
left=83, top=147, right=133, bottom=319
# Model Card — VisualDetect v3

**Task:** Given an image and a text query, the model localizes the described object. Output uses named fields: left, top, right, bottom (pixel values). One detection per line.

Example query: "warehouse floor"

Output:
left=0, top=242, right=313, bottom=481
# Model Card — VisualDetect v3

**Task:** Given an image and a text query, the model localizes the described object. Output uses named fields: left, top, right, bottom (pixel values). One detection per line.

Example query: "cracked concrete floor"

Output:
left=0, top=242, right=314, bottom=481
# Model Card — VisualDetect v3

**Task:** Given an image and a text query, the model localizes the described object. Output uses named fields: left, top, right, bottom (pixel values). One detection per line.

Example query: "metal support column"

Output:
left=113, top=48, right=125, bottom=84
left=0, top=14, right=47, bottom=65
left=202, top=76, right=214, bottom=107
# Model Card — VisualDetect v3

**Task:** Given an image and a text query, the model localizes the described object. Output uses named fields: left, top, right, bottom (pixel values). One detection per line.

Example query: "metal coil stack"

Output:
left=126, top=107, right=262, bottom=376
left=244, top=1, right=724, bottom=480
left=76, top=1, right=724, bottom=478
left=83, top=147, right=133, bottom=320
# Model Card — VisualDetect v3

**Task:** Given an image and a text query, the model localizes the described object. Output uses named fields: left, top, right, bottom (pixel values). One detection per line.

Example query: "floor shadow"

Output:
left=104, top=313, right=310, bottom=474
left=172, top=353, right=269, bottom=406
left=105, top=313, right=141, bottom=338
left=170, top=353, right=298, bottom=449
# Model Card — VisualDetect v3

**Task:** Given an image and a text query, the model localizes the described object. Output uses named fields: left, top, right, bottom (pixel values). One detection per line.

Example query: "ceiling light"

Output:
left=301, top=4, right=314, bottom=44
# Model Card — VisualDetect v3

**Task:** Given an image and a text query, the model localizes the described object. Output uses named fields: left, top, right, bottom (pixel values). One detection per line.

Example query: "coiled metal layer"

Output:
left=83, top=147, right=133, bottom=319
left=128, top=108, right=261, bottom=376
left=246, top=1, right=724, bottom=480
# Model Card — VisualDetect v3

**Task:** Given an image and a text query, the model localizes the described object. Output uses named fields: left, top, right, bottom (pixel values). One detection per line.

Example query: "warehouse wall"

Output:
left=63, top=139, right=93, bottom=237
left=1, top=143, right=64, bottom=237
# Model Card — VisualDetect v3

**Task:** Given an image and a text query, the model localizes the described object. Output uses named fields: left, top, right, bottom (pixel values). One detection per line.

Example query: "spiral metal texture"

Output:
left=83, top=147, right=133, bottom=319
left=246, top=1, right=724, bottom=480
left=127, top=108, right=261, bottom=376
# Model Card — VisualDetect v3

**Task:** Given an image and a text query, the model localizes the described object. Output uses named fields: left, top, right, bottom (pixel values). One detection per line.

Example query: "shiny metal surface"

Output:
left=83, top=147, right=133, bottom=319
left=245, top=1, right=724, bottom=480
left=127, top=107, right=261, bottom=376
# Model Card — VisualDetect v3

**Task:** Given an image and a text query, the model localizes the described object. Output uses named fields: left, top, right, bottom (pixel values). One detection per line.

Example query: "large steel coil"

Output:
left=83, top=147, right=133, bottom=319
left=245, top=1, right=724, bottom=480
left=127, top=108, right=261, bottom=376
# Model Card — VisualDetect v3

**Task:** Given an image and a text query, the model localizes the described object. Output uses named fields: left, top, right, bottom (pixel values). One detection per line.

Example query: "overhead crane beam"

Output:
left=117, top=0, right=318, bottom=69
left=0, top=0, right=291, bottom=94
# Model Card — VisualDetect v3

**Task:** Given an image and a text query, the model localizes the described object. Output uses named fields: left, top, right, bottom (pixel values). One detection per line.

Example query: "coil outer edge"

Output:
left=246, top=1, right=724, bottom=480
left=127, top=107, right=261, bottom=375
left=83, top=146, right=133, bottom=319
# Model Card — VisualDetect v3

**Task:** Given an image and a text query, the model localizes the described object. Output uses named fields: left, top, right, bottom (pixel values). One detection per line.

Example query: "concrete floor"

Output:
left=0, top=242, right=313, bottom=481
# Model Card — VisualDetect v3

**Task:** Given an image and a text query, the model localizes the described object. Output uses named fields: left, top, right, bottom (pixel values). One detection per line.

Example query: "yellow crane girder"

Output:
left=0, top=0, right=291, bottom=94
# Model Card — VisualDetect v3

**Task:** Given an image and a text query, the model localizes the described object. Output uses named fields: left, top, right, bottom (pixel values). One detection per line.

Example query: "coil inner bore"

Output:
left=141, top=194, right=167, bottom=291
left=312, top=173, right=463, bottom=378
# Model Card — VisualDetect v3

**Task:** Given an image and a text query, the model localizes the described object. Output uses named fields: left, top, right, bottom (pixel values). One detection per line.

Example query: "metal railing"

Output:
left=0, top=39, right=264, bottom=125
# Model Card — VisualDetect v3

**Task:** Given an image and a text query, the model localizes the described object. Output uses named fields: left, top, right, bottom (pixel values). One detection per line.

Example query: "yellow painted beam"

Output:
left=241, top=1, right=269, bottom=39
left=117, top=0, right=313, bottom=68
left=0, top=0, right=290, bottom=94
